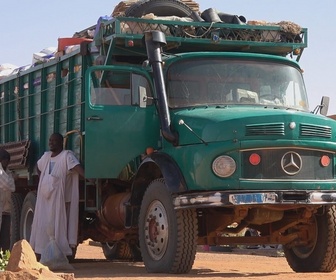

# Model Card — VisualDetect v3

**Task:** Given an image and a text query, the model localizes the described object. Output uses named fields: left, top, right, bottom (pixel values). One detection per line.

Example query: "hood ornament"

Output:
left=281, top=151, right=302, bottom=175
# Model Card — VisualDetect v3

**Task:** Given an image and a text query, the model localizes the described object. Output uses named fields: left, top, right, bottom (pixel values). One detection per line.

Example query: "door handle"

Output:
left=87, top=116, right=103, bottom=121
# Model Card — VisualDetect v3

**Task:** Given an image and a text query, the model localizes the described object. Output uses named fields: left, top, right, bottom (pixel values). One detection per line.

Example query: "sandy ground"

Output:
left=68, top=242, right=336, bottom=280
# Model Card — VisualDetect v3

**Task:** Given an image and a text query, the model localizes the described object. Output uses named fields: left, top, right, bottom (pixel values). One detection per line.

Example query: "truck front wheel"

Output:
left=284, top=205, right=336, bottom=272
left=139, top=179, right=197, bottom=273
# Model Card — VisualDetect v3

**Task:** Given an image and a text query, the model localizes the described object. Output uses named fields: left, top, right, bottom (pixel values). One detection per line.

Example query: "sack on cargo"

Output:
left=0, top=63, right=17, bottom=71
left=32, top=47, right=57, bottom=65
left=0, top=69, right=14, bottom=79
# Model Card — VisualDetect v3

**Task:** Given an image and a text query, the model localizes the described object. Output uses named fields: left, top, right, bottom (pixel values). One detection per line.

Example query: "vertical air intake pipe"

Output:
left=144, top=31, right=178, bottom=145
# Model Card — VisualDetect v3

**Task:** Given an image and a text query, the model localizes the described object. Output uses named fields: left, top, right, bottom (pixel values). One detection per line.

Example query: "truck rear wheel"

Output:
left=102, top=241, right=133, bottom=260
left=10, top=193, right=24, bottom=249
left=20, top=191, right=78, bottom=261
left=20, top=191, right=37, bottom=241
left=284, top=206, right=336, bottom=272
left=125, top=0, right=197, bottom=19
left=139, top=179, right=197, bottom=273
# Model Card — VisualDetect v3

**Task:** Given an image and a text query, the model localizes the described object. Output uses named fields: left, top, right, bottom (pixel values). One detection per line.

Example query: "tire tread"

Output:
left=10, top=193, right=24, bottom=249
left=284, top=206, right=336, bottom=272
left=125, top=0, right=195, bottom=18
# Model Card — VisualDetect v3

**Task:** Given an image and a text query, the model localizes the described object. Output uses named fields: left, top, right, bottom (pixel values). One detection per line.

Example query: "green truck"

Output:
left=1, top=4, right=336, bottom=274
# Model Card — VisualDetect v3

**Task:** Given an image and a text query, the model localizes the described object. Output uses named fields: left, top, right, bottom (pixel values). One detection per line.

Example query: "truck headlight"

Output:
left=212, top=156, right=236, bottom=177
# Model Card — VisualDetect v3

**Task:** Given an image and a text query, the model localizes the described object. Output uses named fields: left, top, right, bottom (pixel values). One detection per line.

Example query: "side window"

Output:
left=91, top=71, right=131, bottom=106
left=90, top=71, right=152, bottom=106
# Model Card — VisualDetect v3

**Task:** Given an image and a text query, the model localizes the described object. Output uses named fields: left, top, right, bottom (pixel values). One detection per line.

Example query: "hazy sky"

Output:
left=1, top=0, right=334, bottom=114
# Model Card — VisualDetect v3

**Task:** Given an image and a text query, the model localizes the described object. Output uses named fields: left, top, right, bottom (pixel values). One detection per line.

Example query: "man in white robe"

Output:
left=30, top=133, right=84, bottom=257
left=0, top=149, right=15, bottom=242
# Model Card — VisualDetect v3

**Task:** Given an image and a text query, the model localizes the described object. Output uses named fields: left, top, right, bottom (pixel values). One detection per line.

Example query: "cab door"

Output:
left=85, top=66, right=159, bottom=178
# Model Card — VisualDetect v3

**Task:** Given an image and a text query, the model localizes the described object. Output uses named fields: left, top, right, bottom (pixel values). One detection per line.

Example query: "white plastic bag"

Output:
left=40, top=237, right=74, bottom=271
left=39, top=193, right=73, bottom=271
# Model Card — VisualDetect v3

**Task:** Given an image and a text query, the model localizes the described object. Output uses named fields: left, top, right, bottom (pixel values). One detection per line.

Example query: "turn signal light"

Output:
left=320, top=155, right=330, bottom=167
left=146, top=147, right=154, bottom=155
left=249, top=153, right=261, bottom=166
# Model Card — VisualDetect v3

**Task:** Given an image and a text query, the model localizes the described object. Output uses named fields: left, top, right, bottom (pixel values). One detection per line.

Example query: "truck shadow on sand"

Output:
left=70, top=260, right=286, bottom=279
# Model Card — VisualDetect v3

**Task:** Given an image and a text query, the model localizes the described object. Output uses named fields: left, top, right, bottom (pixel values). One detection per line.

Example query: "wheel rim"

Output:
left=22, top=207, right=34, bottom=241
left=144, top=200, right=169, bottom=260
left=292, top=218, right=318, bottom=258
left=105, top=242, right=115, bottom=250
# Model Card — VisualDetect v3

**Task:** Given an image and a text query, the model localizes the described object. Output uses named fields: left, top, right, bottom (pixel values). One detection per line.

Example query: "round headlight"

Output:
left=212, top=156, right=236, bottom=178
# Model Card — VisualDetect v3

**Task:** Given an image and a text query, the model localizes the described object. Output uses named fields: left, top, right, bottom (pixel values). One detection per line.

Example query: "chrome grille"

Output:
left=300, top=123, right=331, bottom=138
left=246, top=123, right=285, bottom=136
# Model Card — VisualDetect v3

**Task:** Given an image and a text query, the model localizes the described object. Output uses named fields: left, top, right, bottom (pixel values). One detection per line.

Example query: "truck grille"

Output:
left=242, top=148, right=333, bottom=180
left=300, top=123, right=331, bottom=138
left=245, top=123, right=332, bottom=138
left=246, top=123, right=285, bottom=136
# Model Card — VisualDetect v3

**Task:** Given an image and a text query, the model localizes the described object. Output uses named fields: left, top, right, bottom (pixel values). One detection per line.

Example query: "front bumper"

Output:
left=173, top=190, right=336, bottom=209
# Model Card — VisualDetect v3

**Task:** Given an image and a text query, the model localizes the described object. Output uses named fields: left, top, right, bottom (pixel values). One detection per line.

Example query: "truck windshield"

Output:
left=167, top=58, right=309, bottom=111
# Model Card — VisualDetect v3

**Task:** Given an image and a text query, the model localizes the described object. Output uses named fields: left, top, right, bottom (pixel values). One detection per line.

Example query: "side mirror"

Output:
left=320, top=96, right=330, bottom=116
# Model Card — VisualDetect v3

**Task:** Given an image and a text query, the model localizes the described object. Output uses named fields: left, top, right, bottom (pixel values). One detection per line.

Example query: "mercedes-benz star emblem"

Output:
left=281, top=151, right=302, bottom=175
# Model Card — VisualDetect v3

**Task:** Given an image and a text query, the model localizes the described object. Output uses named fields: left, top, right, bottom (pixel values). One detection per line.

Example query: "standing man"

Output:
left=0, top=148, right=15, bottom=250
left=30, top=133, right=85, bottom=258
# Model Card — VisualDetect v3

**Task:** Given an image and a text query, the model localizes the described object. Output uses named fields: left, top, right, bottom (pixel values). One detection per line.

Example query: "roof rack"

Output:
left=94, top=17, right=307, bottom=61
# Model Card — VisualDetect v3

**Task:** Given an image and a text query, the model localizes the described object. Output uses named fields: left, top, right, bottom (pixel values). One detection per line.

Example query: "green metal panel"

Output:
left=27, top=71, right=35, bottom=149
left=59, top=59, right=70, bottom=135
left=20, top=73, right=28, bottom=140
left=162, top=103, right=336, bottom=190
left=4, top=79, right=15, bottom=141
left=84, top=65, right=160, bottom=178
left=0, top=51, right=86, bottom=165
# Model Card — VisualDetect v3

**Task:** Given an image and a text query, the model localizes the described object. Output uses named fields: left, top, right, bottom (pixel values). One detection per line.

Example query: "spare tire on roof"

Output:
left=125, top=0, right=199, bottom=20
